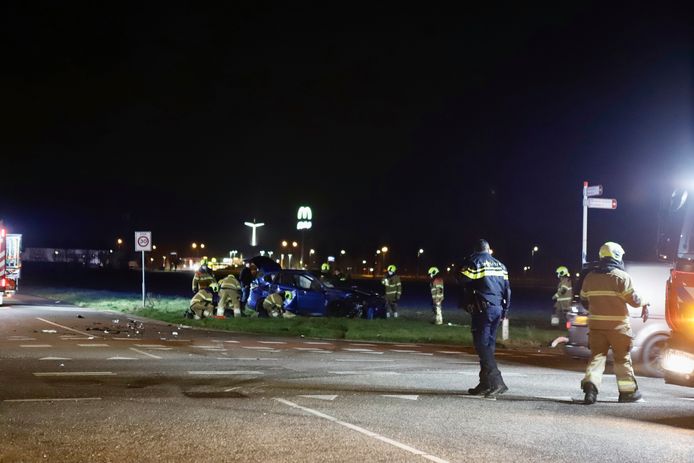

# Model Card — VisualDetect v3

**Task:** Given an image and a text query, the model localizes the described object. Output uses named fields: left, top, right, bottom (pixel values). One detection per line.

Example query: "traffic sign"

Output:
left=135, top=231, right=152, bottom=252
left=587, top=198, right=617, bottom=209
left=586, top=185, right=603, bottom=197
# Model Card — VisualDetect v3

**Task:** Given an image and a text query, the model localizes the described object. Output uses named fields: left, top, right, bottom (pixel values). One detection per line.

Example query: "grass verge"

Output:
left=25, top=287, right=564, bottom=348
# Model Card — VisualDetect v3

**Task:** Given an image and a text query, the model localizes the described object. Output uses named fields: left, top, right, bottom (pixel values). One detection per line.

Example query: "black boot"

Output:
left=582, top=382, right=598, bottom=405
left=484, top=384, right=508, bottom=398
left=467, top=384, right=490, bottom=396
left=618, top=390, right=642, bottom=403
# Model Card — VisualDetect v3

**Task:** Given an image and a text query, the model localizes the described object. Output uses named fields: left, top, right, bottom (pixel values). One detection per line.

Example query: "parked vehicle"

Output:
left=565, top=261, right=671, bottom=377
left=0, top=223, right=22, bottom=306
left=247, top=269, right=386, bottom=318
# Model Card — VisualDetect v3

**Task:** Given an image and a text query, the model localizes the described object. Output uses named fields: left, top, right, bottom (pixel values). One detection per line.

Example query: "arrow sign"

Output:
left=587, top=198, right=617, bottom=209
left=586, top=185, right=603, bottom=197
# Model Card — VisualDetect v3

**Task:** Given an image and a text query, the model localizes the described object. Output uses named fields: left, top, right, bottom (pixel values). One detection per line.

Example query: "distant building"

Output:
left=23, top=248, right=110, bottom=268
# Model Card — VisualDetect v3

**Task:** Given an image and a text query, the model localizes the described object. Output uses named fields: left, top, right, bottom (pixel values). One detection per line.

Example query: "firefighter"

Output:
left=262, top=289, right=296, bottom=319
left=460, top=239, right=511, bottom=398
left=192, top=259, right=216, bottom=293
left=580, top=242, right=649, bottom=404
left=217, top=272, right=242, bottom=317
left=320, top=262, right=331, bottom=283
left=429, top=266, right=444, bottom=325
left=551, top=265, right=573, bottom=325
left=188, top=285, right=215, bottom=320
left=381, top=264, right=402, bottom=318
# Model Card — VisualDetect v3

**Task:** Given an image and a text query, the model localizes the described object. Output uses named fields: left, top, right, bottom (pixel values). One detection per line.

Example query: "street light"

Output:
left=380, top=246, right=388, bottom=275
left=282, top=240, right=288, bottom=248
left=531, top=245, right=539, bottom=271
left=416, top=248, right=424, bottom=278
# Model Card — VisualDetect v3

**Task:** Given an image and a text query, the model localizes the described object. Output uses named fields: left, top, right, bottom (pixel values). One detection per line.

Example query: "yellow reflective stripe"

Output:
left=462, top=269, right=508, bottom=280
left=617, top=380, right=636, bottom=392
left=583, top=290, right=621, bottom=297
left=589, top=315, right=629, bottom=321
left=557, top=297, right=572, bottom=301
left=622, top=288, right=634, bottom=297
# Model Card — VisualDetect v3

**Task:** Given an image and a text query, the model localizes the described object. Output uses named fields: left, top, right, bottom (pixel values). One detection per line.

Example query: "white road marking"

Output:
left=129, top=347, right=162, bottom=359
left=34, top=372, right=115, bottom=377
left=413, top=353, right=434, bottom=356
left=215, top=357, right=279, bottom=361
left=304, top=341, right=333, bottom=345
left=223, top=340, right=240, bottom=343
left=258, top=341, right=287, bottom=344
left=135, top=344, right=165, bottom=348
left=436, top=351, right=462, bottom=354
left=294, top=347, right=325, bottom=351
left=77, top=344, right=110, bottom=347
left=60, top=336, right=91, bottom=340
left=349, top=343, right=376, bottom=346
left=4, top=397, right=102, bottom=403
left=107, top=357, right=138, bottom=360
left=382, top=394, right=419, bottom=401
left=193, top=345, right=223, bottom=349
left=36, top=318, right=96, bottom=338
left=335, top=358, right=393, bottom=362
left=343, top=348, right=374, bottom=352
left=299, top=394, right=338, bottom=401
left=362, top=351, right=384, bottom=355
left=8, top=336, right=36, bottom=341
left=187, top=371, right=264, bottom=375
left=39, top=357, right=71, bottom=361
left=275, top=398, right=450, bottom=463
left=20, top=344, right=52, bottom=348
left=242, top=346, right=276, bottom=350
left=390, top=349, right=417, bottom=353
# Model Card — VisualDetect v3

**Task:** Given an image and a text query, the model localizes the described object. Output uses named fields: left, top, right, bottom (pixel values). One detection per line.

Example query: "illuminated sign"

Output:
left=297, top=206, right=312, bottom=230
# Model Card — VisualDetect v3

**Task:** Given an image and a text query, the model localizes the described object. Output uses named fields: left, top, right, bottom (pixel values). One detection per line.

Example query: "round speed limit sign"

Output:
left=135, top=231, right=152, bottom=251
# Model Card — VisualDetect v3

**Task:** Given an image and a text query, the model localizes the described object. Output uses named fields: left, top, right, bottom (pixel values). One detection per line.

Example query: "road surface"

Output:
left=1, top=295, right=692, bottom=462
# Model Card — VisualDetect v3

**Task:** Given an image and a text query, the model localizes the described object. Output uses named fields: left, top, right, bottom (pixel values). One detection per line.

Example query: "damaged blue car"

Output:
left=247, top=269, right=386, bottom=318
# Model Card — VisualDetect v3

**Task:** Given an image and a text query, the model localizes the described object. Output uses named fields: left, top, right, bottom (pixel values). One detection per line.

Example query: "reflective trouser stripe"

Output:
left=556, top=297, right=572, bottom=302
left=589, top=315, right=628, bottom=321
left=582, top=329, right=636, bottom=392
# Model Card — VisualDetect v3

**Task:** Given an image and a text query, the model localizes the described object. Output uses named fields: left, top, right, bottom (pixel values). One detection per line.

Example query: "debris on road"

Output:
left=41, top=329, right=57, bottom=333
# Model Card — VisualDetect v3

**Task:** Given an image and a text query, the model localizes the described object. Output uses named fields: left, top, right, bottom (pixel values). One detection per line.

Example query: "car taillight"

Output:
left=566, top=321, right=571, bottom=330
left=1, top=278, right=5, bottom=287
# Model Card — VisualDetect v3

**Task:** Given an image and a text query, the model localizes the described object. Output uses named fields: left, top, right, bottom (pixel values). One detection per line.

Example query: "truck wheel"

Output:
left=640, top=334, right=668, bottom=378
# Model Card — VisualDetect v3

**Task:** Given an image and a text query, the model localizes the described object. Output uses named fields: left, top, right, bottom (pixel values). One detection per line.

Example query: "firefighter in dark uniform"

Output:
left=460, top=239, right=511, bottom=398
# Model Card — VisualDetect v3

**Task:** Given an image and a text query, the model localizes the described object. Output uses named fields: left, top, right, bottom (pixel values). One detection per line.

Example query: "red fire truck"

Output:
left=0, top=222, right=22, bottom=305
left=658, top=189, right=694, bottom=386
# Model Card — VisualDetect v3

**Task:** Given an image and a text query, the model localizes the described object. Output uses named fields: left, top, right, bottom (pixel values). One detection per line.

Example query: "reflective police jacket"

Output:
left=579, top=262, right=645, bottom=330
left=460, top=251, right=511, bottom=311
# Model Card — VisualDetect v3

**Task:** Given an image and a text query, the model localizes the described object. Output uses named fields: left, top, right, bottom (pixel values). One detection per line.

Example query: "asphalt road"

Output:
left=1, top=294, right=692, bottom=463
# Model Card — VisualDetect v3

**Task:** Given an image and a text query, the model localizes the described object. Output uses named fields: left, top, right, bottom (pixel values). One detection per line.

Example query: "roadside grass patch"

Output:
left=25, top=287, right=564, bottom=348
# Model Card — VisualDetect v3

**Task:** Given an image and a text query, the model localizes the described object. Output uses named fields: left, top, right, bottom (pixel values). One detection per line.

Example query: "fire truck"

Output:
left=0, top=222, right=22, bottom=305
left=657, top=188, right=694, bottom=386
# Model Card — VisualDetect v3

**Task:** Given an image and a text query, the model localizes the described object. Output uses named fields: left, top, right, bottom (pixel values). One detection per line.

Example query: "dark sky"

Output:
left=2, top=3, right=692, bottom=273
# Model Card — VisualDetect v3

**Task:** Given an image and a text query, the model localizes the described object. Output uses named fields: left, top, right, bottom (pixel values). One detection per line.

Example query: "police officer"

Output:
left=580, top=242, right=649, bottom=404
left=552, top=266, right=573, bottom=325
left=382, top=264, right=402, bottom=318
left=217, top=272, right=242, bottom=317
left=460, top=239, right=511, bottom=398
left=428, top=266, right=444, bottom=325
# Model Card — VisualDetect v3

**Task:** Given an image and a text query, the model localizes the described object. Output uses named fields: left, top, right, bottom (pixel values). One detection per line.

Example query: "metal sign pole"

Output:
left=141, top=250, right=145, bottom=308
left=582, top=181, right=588, bottom=265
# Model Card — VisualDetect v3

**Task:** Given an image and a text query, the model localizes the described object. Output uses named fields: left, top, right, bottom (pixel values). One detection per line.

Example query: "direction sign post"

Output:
left=582, top=182, right=616, bottom=265
left=135, top=231, right=152, bottom=308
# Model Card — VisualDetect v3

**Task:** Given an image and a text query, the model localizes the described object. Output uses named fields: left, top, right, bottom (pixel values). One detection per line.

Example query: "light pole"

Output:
left=192, top=242, right=198, bottom=259
left=531, top=245, right=539, bottom=272
left=416, top=248, right=424, bottom=278
left=380, top=246, right=388, bottom=275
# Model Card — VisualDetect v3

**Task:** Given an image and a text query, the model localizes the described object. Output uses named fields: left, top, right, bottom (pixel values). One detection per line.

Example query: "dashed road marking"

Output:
left=223, top=340, right=240, bottom=343
left=413, top=353, right=434, bottom=356
left=129, top=347, right=162, bottom=359
left=216, top=357, right=279, bottom=361
left=8, top=336, right=36, bottom=341
left=135, top=344, right=165, bottom=348
left=4, top=397, right=102, bottom=403
left=107, top=357, right=138, bottom=360
left=275, top=398, right=450, bottom=463
left=20, top=344, right=52, bottom=348
left=382, top=394, right=419, bottom=401
left=34, top=372, right=115, bottom=377
left=39, top=357, right=71, bottom=361
left=390, top=349, right=417, bottom=353
left=304, top=341, right=333, bottom=345
left=77, top=344, right=109, bottom=347
left=299, top=394, right=338, bottom=401
left=187, top=370, right=264, bottom=375
left=343, top=348, right=374, bottom=352
left=258, top=341, right=287, bottom=344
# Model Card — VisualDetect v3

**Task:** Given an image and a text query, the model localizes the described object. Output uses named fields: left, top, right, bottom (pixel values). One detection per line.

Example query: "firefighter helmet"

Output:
left=556, top=266, right=569, bottom=277
left=284, top=290, right=293, bottom=301
left=599, top=242, right=625, bottom=261
left=428, top=266, right=440, bottom=278
left=321, top=263, right=330, bottom=272
left=387, top=264, right=397, bottom=273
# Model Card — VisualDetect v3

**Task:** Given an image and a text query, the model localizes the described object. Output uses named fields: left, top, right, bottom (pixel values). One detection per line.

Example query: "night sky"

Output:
left=2, top=3, right=692, bottom=273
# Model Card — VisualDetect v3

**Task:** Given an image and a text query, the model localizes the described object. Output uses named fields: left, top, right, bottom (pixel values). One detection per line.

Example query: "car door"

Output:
left=293, top=273, right=327, bottom=316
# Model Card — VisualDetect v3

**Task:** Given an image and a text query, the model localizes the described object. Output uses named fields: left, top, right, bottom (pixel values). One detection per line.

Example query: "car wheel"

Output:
left=639, top=334, right=668, bottom=378
left=327, top=301, right=347, bottom=317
